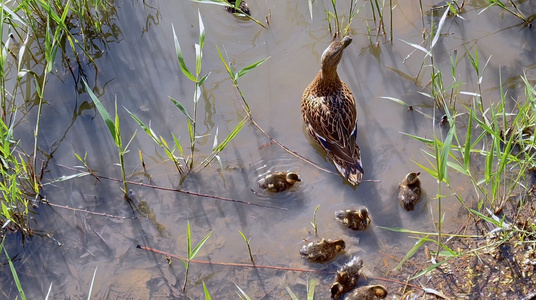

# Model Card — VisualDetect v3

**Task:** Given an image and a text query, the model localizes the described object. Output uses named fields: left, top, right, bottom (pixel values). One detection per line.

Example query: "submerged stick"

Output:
left=54, top=164, right=287, bottom=210
left=137, top=244, right=327, bottom=273
left=137, top=244, right=423, bottom=290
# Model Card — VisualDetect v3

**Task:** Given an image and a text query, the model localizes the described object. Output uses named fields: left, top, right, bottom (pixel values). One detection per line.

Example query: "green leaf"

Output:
left=196, top=10, right=205, bottom=77
left=235, top=284, right=252, bottom=300
left=381, top=96, right=410, bottom=107
left=216, top=45, right=236, bottom=80
left=190, top=0, right=233, bottom=8
left=237, top=230, right=248, bottom=242
left=214, top=116, right=247, bottom=152
left=307, top=279, right=316, bottom=300
left=172, top=24, right=196, bottom=82
left=172, top=132, right=184, bottom=157
left=203, top=281, right=212, bottom=300
left=236, top=57, right=270, bottom=79
left=410, top=258, right=451, bottom=280
left=84, top=80, right=116, bottom=141
left=170, top=97, right=193, bottom=121
left=464, top=110, right=474, bottom=171
left=126, top=108, right=163, bottom=146
left=286, top=287, right=299, bottom=300
left=190, top=229, right=214, bottom=260
left=4, top=245, right=26, bottom=300
left=395, top=236, right=429, bottom=270
left=187, top=221, right=192, bottom=256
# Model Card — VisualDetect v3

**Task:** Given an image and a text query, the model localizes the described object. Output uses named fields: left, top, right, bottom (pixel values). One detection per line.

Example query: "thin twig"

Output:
left=53, top=164, right=287, bottom=210
left=137, top=244, right=327, bottom=273
left=137, top=244, right=423, bottom=290
left=44, top=201, right=139, bottom=219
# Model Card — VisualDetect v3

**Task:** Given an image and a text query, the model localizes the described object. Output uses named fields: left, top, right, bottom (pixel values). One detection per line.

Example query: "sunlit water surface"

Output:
left=2, top=0, right=536, bottom=298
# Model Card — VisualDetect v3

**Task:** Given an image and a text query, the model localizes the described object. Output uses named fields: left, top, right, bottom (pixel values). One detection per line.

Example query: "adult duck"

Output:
left=301, top=36, right=364, bottom=186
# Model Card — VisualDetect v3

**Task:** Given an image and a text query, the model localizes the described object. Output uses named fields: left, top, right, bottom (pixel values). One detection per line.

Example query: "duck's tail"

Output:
left=332, top=146, right=364, bottom=186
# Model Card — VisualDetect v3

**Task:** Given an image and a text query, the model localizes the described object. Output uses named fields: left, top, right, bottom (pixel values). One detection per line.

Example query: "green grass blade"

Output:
left=172, top=24, right=196, bottom=82
left=191, top=0, right=233, bottom=8
left=286, top=287, right=299, bottom=300
left=170, top=97, right=193, bottom=121
left=464, top=110, right=474, bottom=171
left=402, top=132, right=435, bottom=144
left=381, top=96, right=410, bottom=107
left=235, top=285, right=252, bottom=300
left=189, top=229, right=213, bottom=260
left=236, top=57, right=270, bottom=80
left=172, top=132, right=184, bottom=157
left=216, top=45, right=236, bottom=80
left=214, top=116, right=247, bottom=152
left=203, top=281, right=212, bottom=300
left=126, top=108, right=164, bottom=147
left=84, top=80, right=116, bottom=142
left=307, top=278, right=316, bottom=300
left=3, top=246, right=26, bottom=300
left=395, top=235, right=429, bottom=270
left=410, top=258, right=451, bottom=280
left=439, top=123, right=456, bottom=184
left=196, top=10, right=205, bottom=77
left=187, top=221, right=192, bottom=257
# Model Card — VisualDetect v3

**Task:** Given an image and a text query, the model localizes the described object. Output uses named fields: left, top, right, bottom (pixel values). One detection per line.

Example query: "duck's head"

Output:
left=285, top=172, right=302, bottom=184
left=405, top=172, right=421, bottom=185
left=321, top=36, right=352, bottom=73
left=330, top=239, right=346, bottom=251
left=359, top=207, right=369, bottom=219
left=370, top=285, right=388, bottom=298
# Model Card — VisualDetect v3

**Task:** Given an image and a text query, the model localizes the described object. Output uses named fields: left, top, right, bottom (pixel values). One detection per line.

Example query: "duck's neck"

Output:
left=314, top=66, right=342, bottom=93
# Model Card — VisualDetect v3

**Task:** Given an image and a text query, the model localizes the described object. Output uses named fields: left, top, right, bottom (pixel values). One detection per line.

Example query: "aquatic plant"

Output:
left=286, top=278, right=317, bottom=300
left=179, top=221, right=213, bottom=291
left=483, top=0, right=534, bottom=26
left=129, top=11, right=261, bottom=180
left=190, top=0, right=267, bottom=28
left=323, top=0, right=363, bottom=38
left=85, top=82, right=136, bottom=198
left=1, top=238, right=26, bottom=300
left=238, top=230, right=255, bottom=265
left=311, top=204, right=320, bottom=235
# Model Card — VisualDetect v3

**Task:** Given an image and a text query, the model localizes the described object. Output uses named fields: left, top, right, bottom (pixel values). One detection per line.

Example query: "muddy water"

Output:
left=2, top=0, right=536, bottom=298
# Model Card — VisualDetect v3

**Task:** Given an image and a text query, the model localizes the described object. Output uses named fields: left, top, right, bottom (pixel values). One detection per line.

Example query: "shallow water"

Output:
left=2, top=0, right=536, bottom=298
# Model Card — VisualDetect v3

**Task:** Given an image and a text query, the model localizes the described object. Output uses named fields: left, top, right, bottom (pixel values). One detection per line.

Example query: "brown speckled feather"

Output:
left=301, top=36, right=363, bottom=185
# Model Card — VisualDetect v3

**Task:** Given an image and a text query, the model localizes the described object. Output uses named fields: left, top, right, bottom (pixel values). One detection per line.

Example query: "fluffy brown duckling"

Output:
left=300, top=238, right=345, bottom=263
left=226, top=0, right=250, bottom=16
left=331, top=256, right=363, bottom=299
left=335, top=207, right=371, bottom=230
left=301, top=36, right=364, bottom=186
left=344, top=285, right=388, bottom=300
left=398, top=172, right=422, bottom=211
left=258, top=171, right=301, bottom=193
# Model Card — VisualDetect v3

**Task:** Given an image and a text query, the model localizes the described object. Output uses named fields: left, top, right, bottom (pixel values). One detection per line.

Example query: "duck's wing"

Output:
left=304, top=87, right=359, bottom=159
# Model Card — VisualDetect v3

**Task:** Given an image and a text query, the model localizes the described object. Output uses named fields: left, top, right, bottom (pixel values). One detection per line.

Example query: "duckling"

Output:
left=344, top=285, right=388, bottom=300
left=301, top=36, right=364, bottom=186
left=300, top=238, right=345, bottom=263
left=335, top=207, right=371, bottom=231
left=226, top=0, right=251, bottom=16
left=331, top=256, right=363, bottom=299
left=398, top=172, right=422, bottom=211
left=258, top=171, right=301, bottom=193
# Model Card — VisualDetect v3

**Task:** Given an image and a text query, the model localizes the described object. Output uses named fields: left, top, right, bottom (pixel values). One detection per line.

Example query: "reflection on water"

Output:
left=3, top=0, right=536, bottom=298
